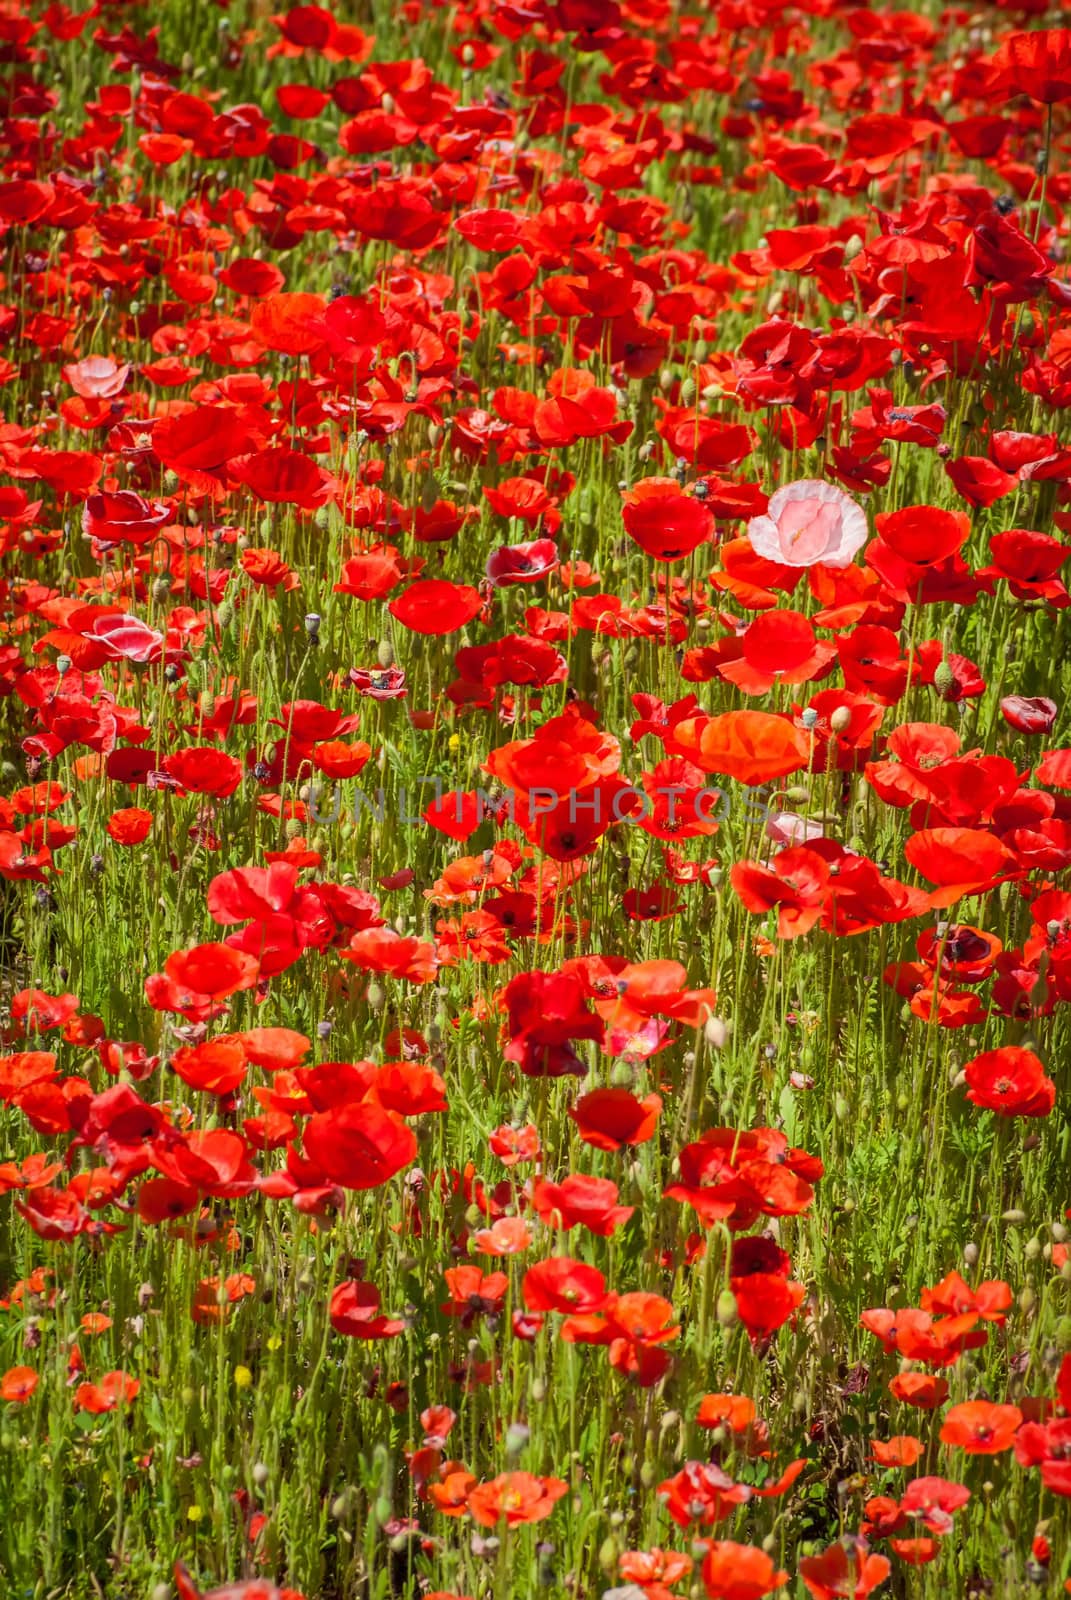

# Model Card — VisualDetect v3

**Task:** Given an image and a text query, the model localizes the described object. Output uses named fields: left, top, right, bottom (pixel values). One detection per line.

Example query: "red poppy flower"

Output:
left=568, top=1088, right=662, bottom=1150
left=667, top=712, right=810, bottom=786
left=992, top=29, right=1071, bottom=104
left=522, top=1256, right=608, bottom=1314
left=231, top=448, right=335, bottom=510
left=530, top=1174, right=634, bottom=1237
left=106, top=808, right=152, bottom=846
left=162, top=944, right=260, bottom=1001
left=940, top=1400, right=1022, bottom=1454
left=465, top=1472, right=568, bottom=1528
left=963, top=1045, right=1055, bottom=1118
left=329, top=1280, right=405, bottom=1339
left=73, top=1370, right=139, bottom=1413
left=82, top=491, right=170, bottom=547
left=731, top=847, right=830, bottom=938
left=485, top=539, right=559, bottom=587
left=0, top=1365, right=38, bottom=1403
left=621, top=478, right=714, bottom=562
left=303, top=1101, right=417, bottom=1191
left=1001, top=696, right=1058, bottom=735
left=903, top=828, right=1017, bottom=906
left=171, top=1039, right=247, bottom=1097
left=389, top=579, right=484, bottom=635
left=869, top=1436, right=923, bottom=1467
left=154, top=406, right=252, bottom=475
left=163, top=747, right=243, bottom=798
left=702, top=1542, right=787, bottom=1600
left=889, top=1372, right=949, bottom=1410
left=798, top=1541, right=890, bottom=1600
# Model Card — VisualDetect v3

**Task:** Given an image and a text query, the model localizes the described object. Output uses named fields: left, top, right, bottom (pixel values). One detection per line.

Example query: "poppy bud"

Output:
left=704, top=1016, right=730, bottom=1049
left=1002, top=1209, right=1027, bottom=1225
left=829, top=706, right=853, bottom=733
left=1025, top=1237, right=1042, bottom=1260
left=639, top=1460, right=658, bottom=1488
left=504, top=1422, right=530, bottom=1458
left=843, top=233, right=864, bottom=263
left=678, top=379, right=696, bottom=408
left=963, top=1241, right=979, bottom=1266
left=151, top=576, right=172, bottom=605
left=598, top=1536, right=619, bottom=1574
left=366, top=980, right=386, bottom=1012
left=252, top=1461, right=269, bottom=1488
left=1055, top=1317, right=1071, bottom=1349
left=716, top=1288, right=738, bottom=1327
left=531, top=1378, right=546, bottom=1402
left=1019, top=1286, right=1037, bottom=1318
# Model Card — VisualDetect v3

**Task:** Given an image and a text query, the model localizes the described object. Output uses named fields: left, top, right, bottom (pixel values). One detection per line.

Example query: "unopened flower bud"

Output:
left=716, top=1289, right=738, bottom=1327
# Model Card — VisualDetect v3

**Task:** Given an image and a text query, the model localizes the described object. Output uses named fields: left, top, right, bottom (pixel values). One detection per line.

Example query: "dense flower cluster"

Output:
left=0, top=1, right=1069, bottom=1597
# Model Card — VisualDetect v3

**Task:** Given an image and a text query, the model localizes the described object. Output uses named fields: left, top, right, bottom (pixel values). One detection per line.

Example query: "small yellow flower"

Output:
left=233, top=1365, right=253, bottom=1390
left=448, top=733, right=461, bottom=751
left=187, top=1505, right=204, bottom=1523
left=266, top=1335, right=282, bottom=1352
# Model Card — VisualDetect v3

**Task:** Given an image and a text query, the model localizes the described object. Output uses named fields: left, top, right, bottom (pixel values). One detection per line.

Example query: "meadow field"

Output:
left=0, top=0, right=1069, bottom=1596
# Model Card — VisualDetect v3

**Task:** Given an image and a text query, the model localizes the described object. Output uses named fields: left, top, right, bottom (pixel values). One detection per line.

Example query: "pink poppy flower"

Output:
left=486, top=538, right=559, bottom=587
left=61, top=356, right=131, bottom=399
left=746, top=479, right=867, bottom=569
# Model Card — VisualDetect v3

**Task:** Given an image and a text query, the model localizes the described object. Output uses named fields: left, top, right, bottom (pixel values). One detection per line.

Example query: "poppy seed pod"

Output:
left=716, top=1289, right=738, bottom=1327
left=933, top=659, right=955, bottom=696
